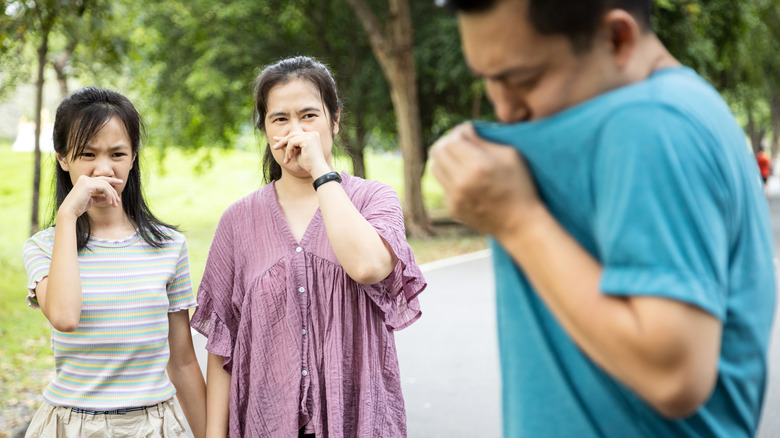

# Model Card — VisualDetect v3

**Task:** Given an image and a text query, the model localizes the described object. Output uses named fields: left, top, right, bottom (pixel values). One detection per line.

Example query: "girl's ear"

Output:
left=332, top=109, right=341, bottom=136
left=56, top=153, right=69, bottom=172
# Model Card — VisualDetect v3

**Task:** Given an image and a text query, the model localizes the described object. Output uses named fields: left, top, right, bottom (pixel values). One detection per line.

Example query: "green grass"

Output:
left=0, top=144, right=57, bottom=434
left=0, top=140, right=486, bottom=429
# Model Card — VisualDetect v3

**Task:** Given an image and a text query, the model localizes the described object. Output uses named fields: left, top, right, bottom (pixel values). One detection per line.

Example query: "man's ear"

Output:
left=56, top=153, right=69, bottom=172
left=602, top=9, right=641, bottom=69
left=332, top=109, right=341, bottom=136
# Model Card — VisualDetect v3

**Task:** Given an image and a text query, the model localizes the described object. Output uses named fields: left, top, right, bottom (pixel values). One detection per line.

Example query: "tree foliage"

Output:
left=127, top=0, right=478, bottom=236
left=654, top=0, right=780, bottom=154
left=0, top=1, right=31, bottom=101
left=1, top=0, right=126, bottom=233
left=2, top=0, right=778, bottom=229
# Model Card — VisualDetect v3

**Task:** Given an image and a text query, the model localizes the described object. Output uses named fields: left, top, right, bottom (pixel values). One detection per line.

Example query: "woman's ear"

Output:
left=332, top=109, right=341, bottom=136
left=56, top=153, right=69, bottom=172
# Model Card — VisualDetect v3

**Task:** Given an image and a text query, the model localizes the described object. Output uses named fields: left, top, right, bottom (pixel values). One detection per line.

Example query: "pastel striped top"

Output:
left=22, top=226, right=197, bottom=410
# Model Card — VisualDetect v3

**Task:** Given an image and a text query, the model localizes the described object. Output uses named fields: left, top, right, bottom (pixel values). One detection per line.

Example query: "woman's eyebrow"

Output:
left=267, top=111, right=289, bottom=119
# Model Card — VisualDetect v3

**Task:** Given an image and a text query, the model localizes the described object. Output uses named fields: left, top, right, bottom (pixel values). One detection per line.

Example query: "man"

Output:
left=430, top=0, right=776, bottom=437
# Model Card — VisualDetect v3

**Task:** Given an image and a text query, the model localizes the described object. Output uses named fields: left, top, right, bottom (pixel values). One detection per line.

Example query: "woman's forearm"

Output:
left=206, top=353, right=232, bottom=438
left=169, top=360, right=207, bottom=438
left=315, top=174, right=396, bottom=284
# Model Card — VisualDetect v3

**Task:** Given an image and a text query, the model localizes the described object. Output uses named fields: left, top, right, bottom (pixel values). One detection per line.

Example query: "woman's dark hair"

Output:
left=252, top=56, right=342, bottom=183
left=439, top=0, right=653, bottom=52
left=50, top=86, right=175, bottom=250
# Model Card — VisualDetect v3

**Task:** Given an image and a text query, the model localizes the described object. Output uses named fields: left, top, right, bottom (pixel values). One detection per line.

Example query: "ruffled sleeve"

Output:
left=356, top=181, right=426, bottom=330
left=21, top=228, right=56, bottom=309
left=190, top=210, right=241, bottom=372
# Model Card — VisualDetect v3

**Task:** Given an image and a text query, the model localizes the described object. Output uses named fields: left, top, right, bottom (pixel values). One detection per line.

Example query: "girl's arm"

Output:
left=37, top=212, right=81, bottom=332
left=167, top=310, right=207, bottom=438
left=206, top=353, right=231, bottom=438
left=39, top=175, right=123, bottom=332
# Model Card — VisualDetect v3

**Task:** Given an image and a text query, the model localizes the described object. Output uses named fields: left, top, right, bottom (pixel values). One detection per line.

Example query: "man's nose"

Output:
left=493, top=97, right=529, bottom=124
left=487, top=81, right=529, bottom=123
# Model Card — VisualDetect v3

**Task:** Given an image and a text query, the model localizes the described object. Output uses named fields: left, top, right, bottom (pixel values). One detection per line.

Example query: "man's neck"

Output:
left=626, top=33, right=680, bottom=82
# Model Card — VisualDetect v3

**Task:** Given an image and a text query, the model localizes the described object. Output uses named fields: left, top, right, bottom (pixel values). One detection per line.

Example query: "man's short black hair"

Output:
left=438, top=0, right=653, bottom=52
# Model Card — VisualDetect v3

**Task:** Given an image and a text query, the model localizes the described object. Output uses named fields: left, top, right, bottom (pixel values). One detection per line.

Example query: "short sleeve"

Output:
left=357, top=182, right=426, bottom=330
left=190, top=211, right=239, bottom=371
left=594, top=105, right=729, bottom=319
left=167, top=236, right=197, bottom=312
left=22, top=228, right=56, bottom=309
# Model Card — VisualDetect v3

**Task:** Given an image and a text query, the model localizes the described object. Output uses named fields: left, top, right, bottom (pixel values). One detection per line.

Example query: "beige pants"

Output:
left=24, top=398, right=187, bottom=438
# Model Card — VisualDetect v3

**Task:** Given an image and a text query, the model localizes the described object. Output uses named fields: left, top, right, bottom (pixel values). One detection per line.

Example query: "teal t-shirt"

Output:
left=475, top=67, right=775, bottom=437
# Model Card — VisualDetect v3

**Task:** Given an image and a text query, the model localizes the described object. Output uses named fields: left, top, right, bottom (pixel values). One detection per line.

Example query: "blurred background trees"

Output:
left=2, top=0, right=779, bottom=237
left=654, top=0, right=780, bottom=155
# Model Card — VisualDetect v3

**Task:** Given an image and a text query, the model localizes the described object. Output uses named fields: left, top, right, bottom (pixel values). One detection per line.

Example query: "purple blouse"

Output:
left=190, top=173, right=425, bottom=437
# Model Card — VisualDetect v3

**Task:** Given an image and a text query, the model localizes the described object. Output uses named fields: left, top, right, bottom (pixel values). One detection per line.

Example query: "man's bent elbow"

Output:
left=645, top=371, right=717, bottom=419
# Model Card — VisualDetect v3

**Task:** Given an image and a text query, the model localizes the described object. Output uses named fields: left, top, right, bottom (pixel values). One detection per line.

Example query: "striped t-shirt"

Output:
left=22, top=226, right=197, bottom=410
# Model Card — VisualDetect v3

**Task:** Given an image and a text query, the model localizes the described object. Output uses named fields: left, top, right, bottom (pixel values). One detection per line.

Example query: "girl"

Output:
left=22, top=87, right=206, bottom=437
left=190, top=56, right=426, bottom=437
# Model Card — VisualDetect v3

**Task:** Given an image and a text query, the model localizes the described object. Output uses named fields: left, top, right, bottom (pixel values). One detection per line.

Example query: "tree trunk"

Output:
left=308, top=0, right=369, bottom=179
left=340, top=121, right=367, bottom=178
left=351, top=147, right=366, bottom=178
left=51, top=47, right=73, bottom=99
left=351, top=116, right=367, bottom=178
left=771, top=93, right=780, bottom=159
left=51, top=5, right=82, bottom=99
left=746, top=109, right=766, bottom=154
left=31, top=27, right=51, bottom=235
left=345, top=0, right=433, bottom=238
left=386, top=63, right=430, bottom=237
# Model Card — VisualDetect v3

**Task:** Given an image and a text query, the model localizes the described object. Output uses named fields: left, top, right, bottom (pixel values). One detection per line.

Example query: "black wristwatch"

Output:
left=312, top=171, right=342, bottom=191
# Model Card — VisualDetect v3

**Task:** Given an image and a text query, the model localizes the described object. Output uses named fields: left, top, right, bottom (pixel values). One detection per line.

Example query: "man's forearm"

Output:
left=495, top=204, right=721, bottom=417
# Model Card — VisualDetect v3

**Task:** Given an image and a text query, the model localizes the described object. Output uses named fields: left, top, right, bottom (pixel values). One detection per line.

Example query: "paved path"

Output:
left=756, top=179, right=780, bottom=437
left=187, top=185, right=780, bottom=437
left=188, top=250, right=501, bottom=437
left=396, top=251, right=501, bottom=437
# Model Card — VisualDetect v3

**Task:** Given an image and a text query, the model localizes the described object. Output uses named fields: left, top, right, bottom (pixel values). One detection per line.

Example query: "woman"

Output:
left=191, top=56, right=426, bottom=437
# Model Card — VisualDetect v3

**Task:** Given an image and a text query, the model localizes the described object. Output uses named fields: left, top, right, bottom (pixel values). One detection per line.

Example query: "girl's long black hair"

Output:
left=50, top=87, right=176, bottom=250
